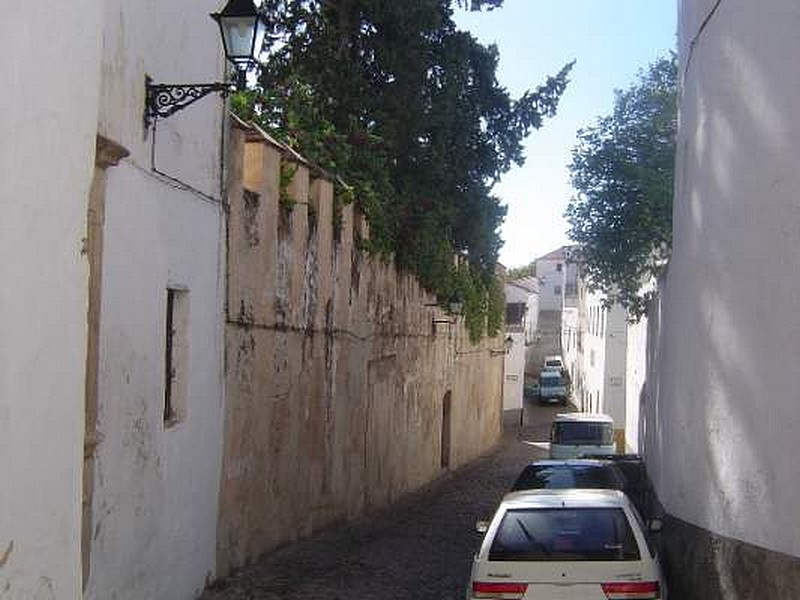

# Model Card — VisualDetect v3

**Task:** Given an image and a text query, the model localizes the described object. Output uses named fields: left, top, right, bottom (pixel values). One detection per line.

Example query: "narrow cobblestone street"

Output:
left=202, top=402, right=566, bottom=600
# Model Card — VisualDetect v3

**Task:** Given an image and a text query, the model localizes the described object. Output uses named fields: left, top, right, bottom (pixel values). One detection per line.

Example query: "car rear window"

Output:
left=540, top=374, right=563, bottom=385
left=551, top=422, right=614, bottom=445
left=545, top=360, right=561, bottom=367
left=488, top=508, right=640, bottom=562
left=511, top=465, right=623, bottom=491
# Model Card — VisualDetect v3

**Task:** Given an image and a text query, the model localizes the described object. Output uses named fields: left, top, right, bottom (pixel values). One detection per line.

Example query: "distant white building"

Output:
left=566, top=274, right=647, bottom=453
left=503, top=277, right=539, bottom=412
left=534, top=246, right=576, bottom=312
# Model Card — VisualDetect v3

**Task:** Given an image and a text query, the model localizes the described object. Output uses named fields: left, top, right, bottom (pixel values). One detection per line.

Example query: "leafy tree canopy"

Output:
left=234, top=0, right=572, bottom=339
left=506, top=261, right=536, bottom=280
left=565, top=55, right=677, bottom=318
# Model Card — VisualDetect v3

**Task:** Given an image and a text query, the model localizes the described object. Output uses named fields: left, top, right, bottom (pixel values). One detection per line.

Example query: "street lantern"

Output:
left=211, top=0, right=268, bottom=90
left=144, top=0, right=267, bottom=126
left=448, top=292, right=464, bottom=316
left=503, top=335, right=514, bottom=353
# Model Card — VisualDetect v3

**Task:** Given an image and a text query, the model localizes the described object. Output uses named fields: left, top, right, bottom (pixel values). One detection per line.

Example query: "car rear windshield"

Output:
left=488, top=508, right=640, bottom=562
left=545, top=360, right=561, bottom=367
left=511, top=465, right=623, bottom=491
left=551, top=422, right=614, bottom=445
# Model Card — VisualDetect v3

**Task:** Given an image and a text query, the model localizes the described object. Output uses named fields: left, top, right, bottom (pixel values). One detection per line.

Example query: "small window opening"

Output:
left=164, top=288, right=189, bottom=426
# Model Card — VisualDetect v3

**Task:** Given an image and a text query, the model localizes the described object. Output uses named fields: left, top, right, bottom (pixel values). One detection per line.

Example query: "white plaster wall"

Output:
left=84, top=1, right=226, bottom=598
left=535, top=259, right=566, bottom=311
left=0, top=2, right=102, bottom=597
left=581, top=292, right=607, bottom=413
left=503, top=332, right=526, bottom=411
left=625, top=314, right=648, bottom=453
left=602, top=305, right=627, bottom=428
left=646, top=0, right=800, bottom=557
left=561, top=308, right=579, bottom=387
left=525, top=292, right=540, bottom=343
left=86, top=169, right=224, bottom=600
left=97, top=0, right=226, bottom=196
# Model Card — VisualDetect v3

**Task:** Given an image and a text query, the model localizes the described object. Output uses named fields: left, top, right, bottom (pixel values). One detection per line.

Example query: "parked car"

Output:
left=550, top=413, right=615, bottom=459
left=584, top=454, right=650, bottom=518
left=469, top=489, right=666, bottom=600
left=542, top=355, right=564, bottom=371
left=511, top=459, right=626, bottom=493
left=538, top=371, right=567, bottom=405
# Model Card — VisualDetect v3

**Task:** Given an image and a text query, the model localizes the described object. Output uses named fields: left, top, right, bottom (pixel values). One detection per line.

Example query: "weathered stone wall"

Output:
left=216, top=119, right=504, bottom=575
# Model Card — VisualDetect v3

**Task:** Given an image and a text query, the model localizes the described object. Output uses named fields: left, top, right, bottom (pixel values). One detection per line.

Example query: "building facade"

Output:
left=503, top=278, right=540, bottom=412
left=534, top=246, right=575, bottom=312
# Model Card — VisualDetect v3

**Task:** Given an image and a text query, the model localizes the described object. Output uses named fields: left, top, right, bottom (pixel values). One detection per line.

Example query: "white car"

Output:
left=542, top=355, right=564, bottom=371
left=469, top=489, right=666, bottom=599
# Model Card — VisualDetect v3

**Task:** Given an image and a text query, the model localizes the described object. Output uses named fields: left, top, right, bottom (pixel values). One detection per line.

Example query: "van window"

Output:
left=551, top=421, right=613, bottom=445
left=540, top=374, right=563, bottom=386
left=488, top=508, right=640, bottom=561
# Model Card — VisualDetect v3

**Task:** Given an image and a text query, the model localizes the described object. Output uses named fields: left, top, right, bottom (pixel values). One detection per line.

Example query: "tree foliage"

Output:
left=506, top=261, right=535, bottom=280
left=565, top=55, right=677, bottom=317
left=235, top=0, right=572, bottom=340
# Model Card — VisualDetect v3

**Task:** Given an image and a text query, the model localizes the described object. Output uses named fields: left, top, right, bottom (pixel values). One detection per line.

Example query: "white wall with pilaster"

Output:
left=83, top=2, right=226, bottom=598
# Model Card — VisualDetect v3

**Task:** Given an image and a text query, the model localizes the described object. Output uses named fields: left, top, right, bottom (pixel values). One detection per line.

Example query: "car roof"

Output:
left=500, top=488, right=630, bottom=509
left=553, top=412, right=613, bottom=423
left=524, top=459, right=616, bottom=467
left=544, top=355, right=562, bottom=360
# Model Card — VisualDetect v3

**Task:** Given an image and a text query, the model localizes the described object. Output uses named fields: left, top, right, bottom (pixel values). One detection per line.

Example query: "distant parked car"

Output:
left=469, top=489, right=667, bottom=600
left=550, top=413, right=615, bottom=459
left=538, top=370, right=567, bottom=404
left=511, top=459, right=626, bottom=493
left=542, top=354, right=564, bottom=371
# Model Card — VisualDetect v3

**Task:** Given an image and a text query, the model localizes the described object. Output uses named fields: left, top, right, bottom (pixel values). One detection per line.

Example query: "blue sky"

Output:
left=454, top=0, right=677, bottom=268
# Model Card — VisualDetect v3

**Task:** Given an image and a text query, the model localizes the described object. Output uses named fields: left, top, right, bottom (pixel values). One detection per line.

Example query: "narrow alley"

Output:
left=202, top=404, right=566, bottom=600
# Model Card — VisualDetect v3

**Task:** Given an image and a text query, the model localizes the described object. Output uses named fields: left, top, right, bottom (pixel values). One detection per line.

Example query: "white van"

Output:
left=549, top=413, right=615, bottom=459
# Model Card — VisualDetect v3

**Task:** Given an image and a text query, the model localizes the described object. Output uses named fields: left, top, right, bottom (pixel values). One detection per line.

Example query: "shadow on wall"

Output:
left=643, top=4, right=800, bottom=597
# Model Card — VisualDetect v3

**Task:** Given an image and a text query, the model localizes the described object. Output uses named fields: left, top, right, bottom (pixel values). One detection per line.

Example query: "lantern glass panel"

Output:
left=221, top=16, right=257, bottom=62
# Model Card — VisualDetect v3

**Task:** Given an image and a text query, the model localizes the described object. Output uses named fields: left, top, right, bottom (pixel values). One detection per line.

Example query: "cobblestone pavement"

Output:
left=202, top=400, right=571, bottom=600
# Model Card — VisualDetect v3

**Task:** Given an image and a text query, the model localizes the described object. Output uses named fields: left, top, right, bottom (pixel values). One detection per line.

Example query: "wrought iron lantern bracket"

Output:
left=144, top=77, right=234, bottom=127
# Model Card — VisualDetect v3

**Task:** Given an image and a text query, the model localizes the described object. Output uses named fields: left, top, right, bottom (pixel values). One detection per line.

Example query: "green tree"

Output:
left=565, top=55, right=677, bottom=317
left=506, top=261, right=536, bottom=280
left=237, top=0, right=572, bottom=339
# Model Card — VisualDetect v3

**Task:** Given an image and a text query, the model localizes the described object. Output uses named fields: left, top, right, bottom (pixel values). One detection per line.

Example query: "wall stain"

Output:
left=0, top=541, right=12, bottom=568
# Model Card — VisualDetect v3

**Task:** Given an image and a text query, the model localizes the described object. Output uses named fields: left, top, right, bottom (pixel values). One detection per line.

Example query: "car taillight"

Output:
left=472, top=581, right=528, bottom=599
left=601, top=581, right=660, bottom=599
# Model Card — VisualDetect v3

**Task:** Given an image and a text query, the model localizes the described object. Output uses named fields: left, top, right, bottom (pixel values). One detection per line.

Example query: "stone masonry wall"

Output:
left=216, top=118, right=504, bottom=575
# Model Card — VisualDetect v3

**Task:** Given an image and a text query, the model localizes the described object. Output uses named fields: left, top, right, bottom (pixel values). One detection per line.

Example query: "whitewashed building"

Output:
left=2, top=2, right=229, bottom=598
left=642, top=0, right=800, bottom=596
left=534, top=246, right=576, bottom=312
left=565, top=276, right=647, bottom=453
left=503, top=277, right=539, bottom=412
